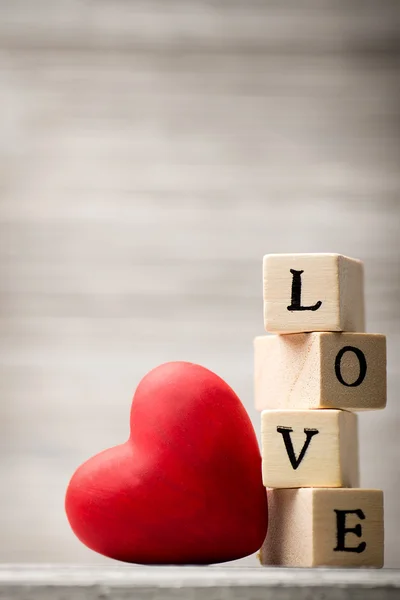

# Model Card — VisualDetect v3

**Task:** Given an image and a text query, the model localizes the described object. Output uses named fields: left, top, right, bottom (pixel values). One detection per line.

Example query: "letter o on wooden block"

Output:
left=261, top=410, right=359, bottom=488
left=259, top=488, right=384, bottom=568
left=263, top=253, right=365, bottom=334
left=254, top=332, right=386, bottom=411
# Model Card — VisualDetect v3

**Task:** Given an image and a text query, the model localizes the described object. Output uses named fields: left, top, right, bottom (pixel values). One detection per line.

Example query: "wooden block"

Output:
left=254, top=332, right=386, bottom=411
left=260, top=488, right=384, bottom=567
left=261, top=409, right=359, bottom=488
left=263, top=253, right=365, bottom=334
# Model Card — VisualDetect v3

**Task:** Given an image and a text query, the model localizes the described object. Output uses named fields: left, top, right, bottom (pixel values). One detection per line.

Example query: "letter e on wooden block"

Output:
left=254, top=332, right=386, bottom=411
left=261, top=409, right=359, bottom=488
left=260, top=488, right=384, bottom=567
left=263, top=253, right=365, bottom=334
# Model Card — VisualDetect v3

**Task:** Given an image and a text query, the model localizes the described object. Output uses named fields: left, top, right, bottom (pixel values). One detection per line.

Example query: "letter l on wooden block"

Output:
left=263, top=253, right=365, bottom=334
left=287, top=269, right=323, bottom=312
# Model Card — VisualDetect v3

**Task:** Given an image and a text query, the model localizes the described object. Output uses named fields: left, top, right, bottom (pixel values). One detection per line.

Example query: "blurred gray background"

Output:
left=0, top=0, right=399, bottom=567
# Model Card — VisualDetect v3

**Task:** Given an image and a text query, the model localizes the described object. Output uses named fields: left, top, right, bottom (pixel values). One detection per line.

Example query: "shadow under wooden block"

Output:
left=263, top=253, right=365, bottom=334
left=260, top=488, right=384, bottom=568
left=255, top=332, right=386, bottom=411
left=261, top=409, right=359, bottom=488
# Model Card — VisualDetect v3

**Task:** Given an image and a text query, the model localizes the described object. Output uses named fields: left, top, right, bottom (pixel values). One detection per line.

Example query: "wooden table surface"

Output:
left=1, top=566, right=400, bottom=600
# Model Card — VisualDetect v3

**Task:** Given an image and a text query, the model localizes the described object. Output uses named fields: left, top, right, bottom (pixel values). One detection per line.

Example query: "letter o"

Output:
left=335, top=346, right=367, bottom=387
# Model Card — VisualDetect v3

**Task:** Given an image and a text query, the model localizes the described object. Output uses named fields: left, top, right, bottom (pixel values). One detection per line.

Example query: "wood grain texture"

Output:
left=339, top=255, right=366, bottom=333
left=254, top=333, right=386, bottom=410
left=263, top=253, right=365, bottom=333
left=260, top=488, right=384, bottom=567
left=0, top=0, right=399, bottom=567
left=1, top=566, right=400, bottom=600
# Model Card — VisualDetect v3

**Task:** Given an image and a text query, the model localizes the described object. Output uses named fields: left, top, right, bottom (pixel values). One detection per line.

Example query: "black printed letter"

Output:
left=335, top=346, right=367, bottom=387
left=287, top=269, right=322, bottom=312
left=334, top=509, right=366, bottom=553
left=277, top=426, right=319, bottom=470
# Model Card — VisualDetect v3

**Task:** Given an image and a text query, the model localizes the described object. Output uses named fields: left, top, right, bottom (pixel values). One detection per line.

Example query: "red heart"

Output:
left=65, top=362, right=268, bottom=564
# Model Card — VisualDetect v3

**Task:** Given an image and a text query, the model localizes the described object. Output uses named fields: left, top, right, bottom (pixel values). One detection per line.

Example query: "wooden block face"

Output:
left=255, top=333, right=321, bottom=410
left=319, top=332, right=386, bottom=410
left=313, top=489, right=384, bottom=567
left=261, top=409, right=359, bottom=488
left=259, top=489, right=314, bottom=567
left=254, top=332, right=386, bottom=411
left=260, top=488, right=384, bottom=567
left=263, top=253, right=365, bottom=334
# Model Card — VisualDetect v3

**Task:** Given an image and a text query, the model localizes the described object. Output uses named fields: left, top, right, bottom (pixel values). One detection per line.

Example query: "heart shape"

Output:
left=65, top=362, right=268, bottom=564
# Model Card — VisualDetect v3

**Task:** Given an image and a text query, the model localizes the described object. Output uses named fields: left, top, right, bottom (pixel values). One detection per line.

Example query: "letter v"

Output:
left=276, top=426, right=319, bottom=470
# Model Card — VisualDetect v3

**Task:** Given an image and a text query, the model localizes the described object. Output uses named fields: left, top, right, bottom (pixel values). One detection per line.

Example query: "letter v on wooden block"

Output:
left=263, top=253, right=365, bottom=334
left=261, top=410, right=359, bottom=488
left=260, top=488, right=384, bottom=567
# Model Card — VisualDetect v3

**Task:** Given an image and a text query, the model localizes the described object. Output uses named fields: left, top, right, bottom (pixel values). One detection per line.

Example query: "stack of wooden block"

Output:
left=254, top=253, right=385, bottom=568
